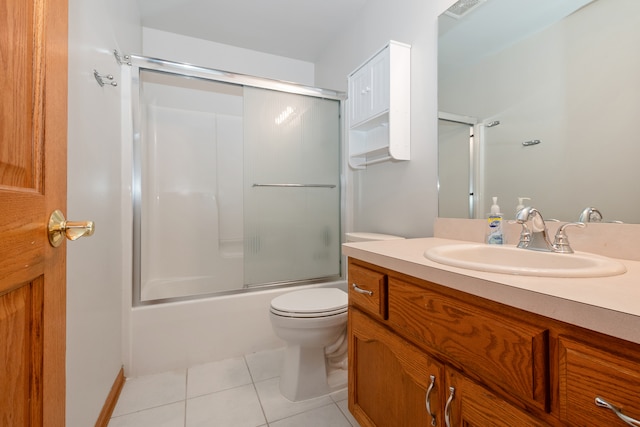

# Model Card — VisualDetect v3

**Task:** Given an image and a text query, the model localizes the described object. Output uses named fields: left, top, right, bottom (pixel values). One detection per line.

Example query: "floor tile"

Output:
left=269, top=403, right=352, bottom=427
left=108, top=402, right=185, bottom=427
left=187, top=356, right=252, bottom=398
left=245, top=347, right=283, bottom=382
left=112, top=370, right=186, bottom=417
left=185, top=383, right=266, bottom=427
left=254, top=377, right=334, bottom=423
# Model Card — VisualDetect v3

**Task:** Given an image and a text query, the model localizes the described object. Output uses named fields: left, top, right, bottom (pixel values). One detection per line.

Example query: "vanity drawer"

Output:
left=558, top=336, right=640, bottom=426
left=387, top=278, right=549, bottom=410
left=348, top=261, right=387, bottom=320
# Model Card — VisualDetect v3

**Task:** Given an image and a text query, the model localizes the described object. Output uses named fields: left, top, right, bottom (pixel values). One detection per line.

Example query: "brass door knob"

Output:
left=48, top=209, right=95, bottom=247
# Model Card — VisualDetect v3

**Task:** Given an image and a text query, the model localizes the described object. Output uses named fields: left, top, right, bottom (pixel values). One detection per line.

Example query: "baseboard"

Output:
left=95, top=366, right=125, bottom=427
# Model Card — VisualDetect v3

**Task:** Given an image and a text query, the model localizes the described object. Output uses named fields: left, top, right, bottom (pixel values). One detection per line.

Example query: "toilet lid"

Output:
left=270, top=288, right=348, bottom=315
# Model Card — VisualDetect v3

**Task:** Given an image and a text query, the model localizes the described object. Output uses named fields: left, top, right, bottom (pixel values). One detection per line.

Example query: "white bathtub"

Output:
left=125, top=280, right=347, bottom=377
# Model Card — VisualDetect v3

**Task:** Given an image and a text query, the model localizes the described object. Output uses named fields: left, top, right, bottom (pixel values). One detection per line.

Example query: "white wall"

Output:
left=315, top=0, right=456, bottom=238
left=142, top=28, right=315, bottom=86
left=67, top=0, right=140, bottom=425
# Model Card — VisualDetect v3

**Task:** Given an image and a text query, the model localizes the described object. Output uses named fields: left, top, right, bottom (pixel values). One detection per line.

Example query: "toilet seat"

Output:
left=270, top=288, right=348, bottom=318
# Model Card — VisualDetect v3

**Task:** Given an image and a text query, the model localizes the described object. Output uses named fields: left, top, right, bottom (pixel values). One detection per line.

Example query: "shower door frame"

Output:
left=129, top=54, right=346, bottom=306
left=437, top=111, right=481, bottom=219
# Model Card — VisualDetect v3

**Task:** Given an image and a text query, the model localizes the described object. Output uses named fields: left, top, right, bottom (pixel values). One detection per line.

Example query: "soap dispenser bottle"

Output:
left=487, top=197, right=504, bottom=244
left=516, top=197, right=531, bottom=216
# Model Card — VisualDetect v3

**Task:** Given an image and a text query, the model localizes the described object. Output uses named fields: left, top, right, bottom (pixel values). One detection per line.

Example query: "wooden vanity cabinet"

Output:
left=558, top=336, right=640, bottom=426
left=347, top=258, right=640, bottom=427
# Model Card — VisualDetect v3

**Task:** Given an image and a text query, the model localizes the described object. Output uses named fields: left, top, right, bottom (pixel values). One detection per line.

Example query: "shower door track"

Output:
left=128, top=54, right=345, bottom=100
left=129, top=54, right=346, bottom=307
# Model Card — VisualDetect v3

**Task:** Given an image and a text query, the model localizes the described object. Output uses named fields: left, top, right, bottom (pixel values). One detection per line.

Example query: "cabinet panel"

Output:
left=446, top=369, right=550, bottom=427
left=558, top=336, right=640, bottom=426
left=349, top=308, right=444, bottom=427
left=368, top=47, right=390, bottom=119
left=349, top=65, right=372, bottom=126
left=387, top=278, right=548, bottom=410
left=348, top=261, right=387, bottom=320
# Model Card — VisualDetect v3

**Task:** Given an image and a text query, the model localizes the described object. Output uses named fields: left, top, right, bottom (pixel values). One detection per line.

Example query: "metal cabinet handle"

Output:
left=426, top=375, right=437, bottom=426
left=595, top=397, right=640, bottom=426
left=445, top=386, right=455, bottom=427
left=352, top=283, right=373, bottom=296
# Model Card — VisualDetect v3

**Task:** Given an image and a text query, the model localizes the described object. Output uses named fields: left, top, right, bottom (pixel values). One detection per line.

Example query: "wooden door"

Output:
left=0, top=0, right=68, bottom=425
left=349, top=308, right=444, bottom=427
left=445, top=369, right=549, bottom=427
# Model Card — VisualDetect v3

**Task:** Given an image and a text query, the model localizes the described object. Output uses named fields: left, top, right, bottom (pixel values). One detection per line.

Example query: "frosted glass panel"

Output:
left=135, top=68, right=341, bottom=303
left=139, top=70, right=244, bottom=300
left=243, top=87, right=341, bottom=286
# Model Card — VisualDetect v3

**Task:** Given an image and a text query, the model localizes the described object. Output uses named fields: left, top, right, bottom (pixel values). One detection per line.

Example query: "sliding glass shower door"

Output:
left=133, top=63, right=342, bottom=304
left=243, top=87, right=340, bottom=287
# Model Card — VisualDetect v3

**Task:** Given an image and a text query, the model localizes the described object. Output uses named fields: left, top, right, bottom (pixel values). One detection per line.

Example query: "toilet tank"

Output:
left=345, top=232, right=405, bottom=243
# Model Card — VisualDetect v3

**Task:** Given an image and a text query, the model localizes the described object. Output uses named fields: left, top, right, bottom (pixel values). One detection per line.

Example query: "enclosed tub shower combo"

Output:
left=129, top=55, right=344, bottom=305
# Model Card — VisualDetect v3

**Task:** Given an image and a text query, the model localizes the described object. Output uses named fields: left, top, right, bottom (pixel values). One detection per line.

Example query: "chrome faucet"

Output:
left=515, top=206, right=585, bottom=253
left=579, top=207, right=603, bottom=223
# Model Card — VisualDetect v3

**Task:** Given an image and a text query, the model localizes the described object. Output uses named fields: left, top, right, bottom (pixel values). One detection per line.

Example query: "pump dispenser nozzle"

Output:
left=490, top=197, right=501, bottom=214
left=516, top=197, right=531, bottom=215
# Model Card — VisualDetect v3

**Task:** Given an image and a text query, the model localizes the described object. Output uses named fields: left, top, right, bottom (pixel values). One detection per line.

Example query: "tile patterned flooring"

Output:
left=109, top=348, right=360, bottom=427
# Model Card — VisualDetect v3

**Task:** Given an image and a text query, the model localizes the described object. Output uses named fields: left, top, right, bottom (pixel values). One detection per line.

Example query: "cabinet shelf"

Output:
left=347, top=41, right=410, bottom=169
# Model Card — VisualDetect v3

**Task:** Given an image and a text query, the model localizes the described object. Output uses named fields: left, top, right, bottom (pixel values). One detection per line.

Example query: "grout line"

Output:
left=183, top=368, right=189, bottom=427
left=245, top=354, right=270, bottom=426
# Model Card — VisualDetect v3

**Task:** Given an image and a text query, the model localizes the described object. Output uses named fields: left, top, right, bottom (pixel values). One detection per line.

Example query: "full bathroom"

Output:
left=49, top=0, right=640, bottom=425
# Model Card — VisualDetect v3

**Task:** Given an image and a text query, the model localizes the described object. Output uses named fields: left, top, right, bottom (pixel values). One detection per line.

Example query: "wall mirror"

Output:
left=438, top=0, right=640, bottom=223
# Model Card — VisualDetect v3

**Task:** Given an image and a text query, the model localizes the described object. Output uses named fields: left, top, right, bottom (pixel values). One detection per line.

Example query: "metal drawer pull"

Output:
left=445, top=386, right=455, bottom=427
left=426, top=375, right=437, bottom=426
left=352, top=283, right=373, bottom=296
left=595, top=397, right=640, bottom=426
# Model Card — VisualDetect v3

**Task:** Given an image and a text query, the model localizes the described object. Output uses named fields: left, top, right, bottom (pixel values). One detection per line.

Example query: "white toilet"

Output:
left=269, top=232, right=404, bottom=402
left=269, top=288, right=348, bottom=401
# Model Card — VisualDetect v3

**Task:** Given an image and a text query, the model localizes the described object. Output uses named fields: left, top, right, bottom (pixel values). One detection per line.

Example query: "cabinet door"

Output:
left=348, top=261, right=387, bottom=321
left=349, top=65, right=371, bottom=126
left=558, top=336, right=640, bottom=426
left=349, top=308, right=444, bottom=427
left=445, top=369, right=550, bottom=427
left=369, top=46, right=390, bottom=119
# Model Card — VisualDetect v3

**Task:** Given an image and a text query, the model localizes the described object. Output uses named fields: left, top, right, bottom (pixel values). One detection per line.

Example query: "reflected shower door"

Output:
left=243, top=87, right=341, bottom=286
left=438, top=118, right=473, bottom=218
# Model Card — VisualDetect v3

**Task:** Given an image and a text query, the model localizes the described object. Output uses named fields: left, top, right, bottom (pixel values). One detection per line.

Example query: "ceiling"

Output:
left=137, top=0, right=368, bottom=62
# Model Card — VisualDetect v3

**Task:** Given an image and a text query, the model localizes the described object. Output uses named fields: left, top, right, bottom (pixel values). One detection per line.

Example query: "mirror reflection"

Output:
left=438, top=0, right=640, bottom=223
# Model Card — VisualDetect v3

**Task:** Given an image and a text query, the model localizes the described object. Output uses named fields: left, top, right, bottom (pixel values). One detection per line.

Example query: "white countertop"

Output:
left=343, top=237, right=640, bottom=344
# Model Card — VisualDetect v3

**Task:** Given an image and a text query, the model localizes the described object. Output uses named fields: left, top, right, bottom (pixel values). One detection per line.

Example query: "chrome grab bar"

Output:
left=252, top=183, right=336, bottom=188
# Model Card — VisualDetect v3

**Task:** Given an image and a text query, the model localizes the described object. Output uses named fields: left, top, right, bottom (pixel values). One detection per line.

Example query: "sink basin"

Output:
left=424, top=244, right=627, bottom=278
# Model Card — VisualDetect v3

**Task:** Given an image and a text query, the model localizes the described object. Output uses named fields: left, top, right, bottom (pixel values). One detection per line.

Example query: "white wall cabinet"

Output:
left=348, top=41, right=410, bottom=169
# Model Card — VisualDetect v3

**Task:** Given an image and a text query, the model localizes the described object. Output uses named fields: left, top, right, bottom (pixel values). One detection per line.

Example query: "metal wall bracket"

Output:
left=94, top=69, right=117, bottom=87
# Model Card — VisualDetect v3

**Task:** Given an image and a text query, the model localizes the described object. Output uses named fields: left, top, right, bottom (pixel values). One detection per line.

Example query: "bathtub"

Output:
left=125, top=280, right=347, bottom=377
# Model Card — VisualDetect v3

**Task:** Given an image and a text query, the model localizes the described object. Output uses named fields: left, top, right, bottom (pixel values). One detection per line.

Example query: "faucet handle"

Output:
left=553, top=222, right=586, bottom=253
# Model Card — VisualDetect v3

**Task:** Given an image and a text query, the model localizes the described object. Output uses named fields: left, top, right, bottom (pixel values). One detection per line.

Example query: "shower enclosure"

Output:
left=130, top=56, right=344, bottom=305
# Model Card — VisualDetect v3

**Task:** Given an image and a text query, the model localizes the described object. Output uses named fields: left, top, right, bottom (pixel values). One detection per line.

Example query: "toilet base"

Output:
left=278, top=345, right=347, bottom=402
